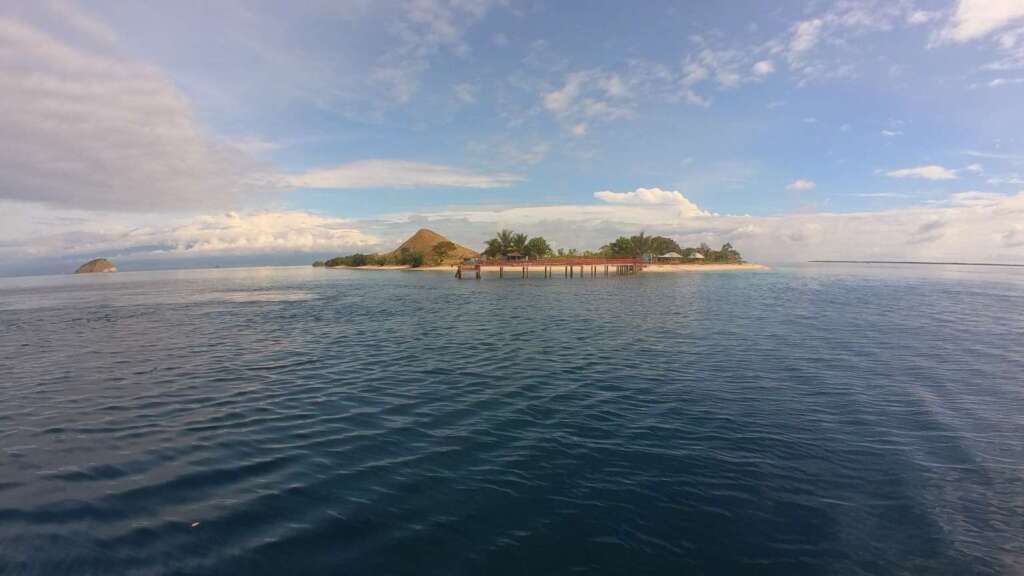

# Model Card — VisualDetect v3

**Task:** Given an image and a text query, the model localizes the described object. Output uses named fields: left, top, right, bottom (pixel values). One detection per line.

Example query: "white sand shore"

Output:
left=642, top=263, right=768, bottom=272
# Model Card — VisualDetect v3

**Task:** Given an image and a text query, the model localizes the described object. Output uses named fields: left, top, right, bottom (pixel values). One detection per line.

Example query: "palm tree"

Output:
left=631, top=231, right=654, bottom=259
left=511, top=232, right=528, bottom=253
left=495, top=229, right=516, bottom=250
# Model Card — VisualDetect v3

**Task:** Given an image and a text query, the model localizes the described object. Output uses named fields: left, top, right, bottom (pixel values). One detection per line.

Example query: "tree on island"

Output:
left=324, top=249, right=425, bottom=268
left=596, top=233, right=743, bottom=263
left=431, top=240, right=457, bottom=263
left=523, top=237, right=553, bottom=259
left=484, top=229, right=551, bottom=259
left=705, top=243, right=742, bottom=263
left=600, top=231, right=681, bottom=259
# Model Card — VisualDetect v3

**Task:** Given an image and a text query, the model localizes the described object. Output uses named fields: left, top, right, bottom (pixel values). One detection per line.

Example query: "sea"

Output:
left=0, top=264, right=1021, bottom=575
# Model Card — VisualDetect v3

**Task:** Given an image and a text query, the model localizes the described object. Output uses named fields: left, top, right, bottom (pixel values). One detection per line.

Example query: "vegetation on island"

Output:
left=318, top=227, right=744, bottom=269
left=600, top=232, right=743, bottom=263
left=324, top=249, right=425, bottom=268
left=483, top=229, right=554, bottom=259
left=74, top=258, right=117, bottom=273
left=480, top=229, right=743, bottom=263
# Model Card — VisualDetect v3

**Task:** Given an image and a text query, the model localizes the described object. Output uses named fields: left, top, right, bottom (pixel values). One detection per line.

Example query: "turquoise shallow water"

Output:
left=0, top=264, right=1022, bottom=575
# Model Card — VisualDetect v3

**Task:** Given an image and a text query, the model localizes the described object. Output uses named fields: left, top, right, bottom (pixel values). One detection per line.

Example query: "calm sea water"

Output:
left=1, top=265, right=1022, bottom=575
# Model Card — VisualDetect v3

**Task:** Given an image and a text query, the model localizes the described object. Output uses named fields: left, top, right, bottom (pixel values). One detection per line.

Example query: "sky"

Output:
left=2, top=0, right=1024, bottom=275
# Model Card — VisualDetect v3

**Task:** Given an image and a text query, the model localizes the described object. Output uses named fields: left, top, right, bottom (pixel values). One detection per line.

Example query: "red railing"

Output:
left=467, top=257, right=645, bottom=267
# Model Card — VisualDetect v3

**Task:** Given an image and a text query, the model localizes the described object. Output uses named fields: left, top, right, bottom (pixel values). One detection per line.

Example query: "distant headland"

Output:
left=75, top=258, right=117, bottom=274
left=316, top=229, right=765, bottom=274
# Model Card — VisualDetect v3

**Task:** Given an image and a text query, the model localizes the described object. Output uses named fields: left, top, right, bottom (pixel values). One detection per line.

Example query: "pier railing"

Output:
left=455, top=257, right=645, bottom=279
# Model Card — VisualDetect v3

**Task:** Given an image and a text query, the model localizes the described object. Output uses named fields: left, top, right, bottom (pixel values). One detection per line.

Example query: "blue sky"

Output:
left=1, top=0, right=1023, bottom=274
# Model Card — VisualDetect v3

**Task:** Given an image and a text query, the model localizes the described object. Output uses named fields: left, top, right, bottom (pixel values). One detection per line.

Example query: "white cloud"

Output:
left=0, top=204, right=379, bottom=264
left=752, top=59, right=775, bottom=76
left=965, top=163, right=984, bottom=173
left=786, top=179, right=817, bottom=191
left=881, top=129, right=904, bottom=137
left=593, top=187, right=709, bottom=216
left=542, top=69, right=636, bottom=133
left=682, top=47, right=769, bottom=90
left=382, top=192, right=1024, bottom=264
left=988, top=77, right=1024, bottom=86
left=987, top=175, right=1024, bottom=185
left=940, top=0, right=1024, bottom=43
left=908, top=10, right=942, bottom=26
left=684, top=89, right=711, bottom=107
left=544, top=70, right=634, bottom=118
left=8, top=193, right=1024, bottom=271
left=281, top=160, right=522, bottom=189
left=453, top=82, right=477, bottom=103
left=0, top=16, right=253, bottom=212
left=543, top=72, right=586, bottom=114
left=789, top=18, right=824, bottom=58
left=784, top=3, right=930, bottom=81
left=886, top=165, right=959, bottom=180
left=45, top=0, right=118, bottom=46
left=372, top=0, right=497, bottom=101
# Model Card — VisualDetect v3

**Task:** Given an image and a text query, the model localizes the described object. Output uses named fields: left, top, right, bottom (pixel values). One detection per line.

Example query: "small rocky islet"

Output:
left=74, top=258, right=117, bottom=274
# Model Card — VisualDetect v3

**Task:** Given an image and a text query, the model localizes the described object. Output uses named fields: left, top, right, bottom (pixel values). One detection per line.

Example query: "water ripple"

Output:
left=0, top=265, right=1022, bottom=574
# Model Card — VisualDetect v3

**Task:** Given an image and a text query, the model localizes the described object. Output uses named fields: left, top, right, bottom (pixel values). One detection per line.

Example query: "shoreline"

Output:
left=328, top=263, right=768, bottom=273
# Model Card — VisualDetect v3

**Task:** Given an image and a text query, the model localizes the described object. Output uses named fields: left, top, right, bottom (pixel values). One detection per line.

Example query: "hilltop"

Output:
left=322, top=228, right=478, bottom=268
left=387, top=229, right=478, bottom=263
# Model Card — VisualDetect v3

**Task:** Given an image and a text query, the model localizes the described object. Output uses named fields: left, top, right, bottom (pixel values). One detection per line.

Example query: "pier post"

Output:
left=570, top=265, right=574, bottom=278
left=456, top=265, right=462, bottom=279
left=499, top=266, right=503, bottom=279
left=475, top=266, right=481, bottom=279
left=523, top=266, right=526, bottom=278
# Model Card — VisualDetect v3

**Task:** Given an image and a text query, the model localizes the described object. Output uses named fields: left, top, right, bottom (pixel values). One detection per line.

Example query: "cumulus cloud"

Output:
left=0, top=204, right=379, bottom=264
left=0, top=16, right=254, bottom=212
left=7, top=192, right=1024, bottom=272
left=593, top=187, right=710, bottom=216
left=886, top=165, right=959, bottom=180
left=281, top=160, right=522, bottom=189
left=786, top=179, right=817, bottom=191
left=383, top=192, right=1024, bottom=264
left=940, top=0, right=1024, bottom=43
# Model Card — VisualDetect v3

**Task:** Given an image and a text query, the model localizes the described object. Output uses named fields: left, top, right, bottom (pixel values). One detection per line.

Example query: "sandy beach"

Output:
left=641, top=263, right=769, bottom=272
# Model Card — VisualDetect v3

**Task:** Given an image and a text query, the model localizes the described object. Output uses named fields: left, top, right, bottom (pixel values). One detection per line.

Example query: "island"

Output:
left=319, top=229, right=765, bottom=274
left=74, top=258, right=117, bottom=274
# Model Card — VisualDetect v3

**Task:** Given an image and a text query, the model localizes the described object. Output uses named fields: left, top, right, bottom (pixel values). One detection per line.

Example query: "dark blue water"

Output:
left=1, top=265, right=1022, bottom=575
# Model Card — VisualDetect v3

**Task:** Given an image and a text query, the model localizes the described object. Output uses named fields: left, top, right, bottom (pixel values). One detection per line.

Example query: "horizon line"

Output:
left=810, top=260, right=1024, bottom=268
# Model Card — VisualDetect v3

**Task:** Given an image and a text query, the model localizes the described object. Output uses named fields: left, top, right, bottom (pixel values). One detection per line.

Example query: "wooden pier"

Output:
left=455, top=258, right=644, bottom=279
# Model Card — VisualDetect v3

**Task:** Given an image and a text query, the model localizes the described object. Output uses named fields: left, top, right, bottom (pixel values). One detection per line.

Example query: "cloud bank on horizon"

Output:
left=1, top=0, right=1023, bottom=274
